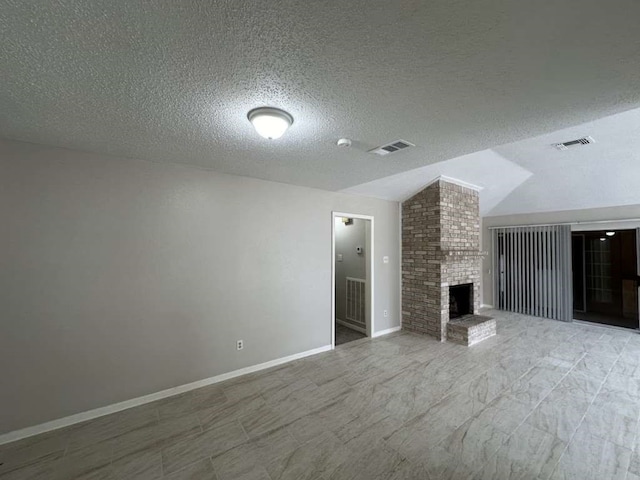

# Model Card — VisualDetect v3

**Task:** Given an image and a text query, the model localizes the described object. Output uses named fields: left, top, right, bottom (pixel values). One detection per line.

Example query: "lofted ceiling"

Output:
left=341, top=149, right=533, bottom=216
left=487, top=107, right=640, bottom=216
left=345, top=108, right=640, bottom=216
left=1, top=1, right=640, bottom=195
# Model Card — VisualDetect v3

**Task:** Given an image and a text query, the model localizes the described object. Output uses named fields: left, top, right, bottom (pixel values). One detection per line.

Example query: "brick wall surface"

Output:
left=402, top=179, right=481, bottom=341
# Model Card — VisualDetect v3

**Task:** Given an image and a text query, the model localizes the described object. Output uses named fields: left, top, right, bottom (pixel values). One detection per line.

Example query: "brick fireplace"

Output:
left=402, top=177, right=494, bottom=344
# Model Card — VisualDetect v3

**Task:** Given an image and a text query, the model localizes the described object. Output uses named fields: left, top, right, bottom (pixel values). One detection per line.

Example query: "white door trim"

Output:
left=332, top=212, right=374, bottom=348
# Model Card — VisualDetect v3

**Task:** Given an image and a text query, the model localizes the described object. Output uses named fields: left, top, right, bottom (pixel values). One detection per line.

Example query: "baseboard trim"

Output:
left=0, top=344, right=332, bottom=446
left=480, top=304, right=494, bottom=309
left=336, top=318, right=367, bottom=334
left=372, top=325, right=402, bottom=337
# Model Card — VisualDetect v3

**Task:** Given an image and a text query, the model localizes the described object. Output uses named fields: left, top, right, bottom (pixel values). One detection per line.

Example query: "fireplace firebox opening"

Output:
left=449, top=283, right=472, bottom=319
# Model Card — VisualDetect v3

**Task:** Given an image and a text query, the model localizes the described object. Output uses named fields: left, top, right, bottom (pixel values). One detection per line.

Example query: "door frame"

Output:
left=331, top=211, right=374, bottom=348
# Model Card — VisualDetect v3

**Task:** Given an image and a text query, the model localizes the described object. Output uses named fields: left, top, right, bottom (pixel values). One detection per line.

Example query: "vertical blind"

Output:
left=492, top=225, right=573, bottom=321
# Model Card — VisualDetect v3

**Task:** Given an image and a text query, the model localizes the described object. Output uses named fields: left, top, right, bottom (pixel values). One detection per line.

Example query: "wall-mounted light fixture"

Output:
left=247, top=107, right=293, bottom=139
left=605, top=231, right=616, bottom=237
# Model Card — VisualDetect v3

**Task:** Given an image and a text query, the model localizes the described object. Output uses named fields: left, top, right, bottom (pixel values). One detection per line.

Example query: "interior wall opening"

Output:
left=333, top=215, right=372, bottom=346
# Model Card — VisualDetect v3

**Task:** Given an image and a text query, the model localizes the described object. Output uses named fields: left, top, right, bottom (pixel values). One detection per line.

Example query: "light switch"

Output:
left=337, top=254, right=343, bottom=262
left=383, top=256, right=389, bottom=264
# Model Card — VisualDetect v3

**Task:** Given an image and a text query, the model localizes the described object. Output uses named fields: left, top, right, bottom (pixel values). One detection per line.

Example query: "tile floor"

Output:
left=2, top=310, right=640, bottom=479
left=335, top=324, right=366, bottom=346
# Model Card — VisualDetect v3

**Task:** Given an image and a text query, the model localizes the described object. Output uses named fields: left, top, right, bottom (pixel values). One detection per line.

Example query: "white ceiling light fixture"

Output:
left=247, top=107, right=293, bottom=140
left=606, top=231, right=616, bottom=236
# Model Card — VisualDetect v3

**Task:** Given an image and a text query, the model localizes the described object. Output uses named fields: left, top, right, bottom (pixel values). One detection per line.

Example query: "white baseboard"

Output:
left=372, top=325, right=402, bottom=337
left=0, top=344, right=332, bottom=446
left=480, top=304, right=494, bottom=309
left=336, top=318, right=367, bottom=334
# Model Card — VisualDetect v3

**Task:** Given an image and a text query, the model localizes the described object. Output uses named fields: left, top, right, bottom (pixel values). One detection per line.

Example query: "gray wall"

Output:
left=0, top=139, right=401, bottom=434
left=334, top=218, right=367, bottom=329
left=482, top=205, right=640, bottom=306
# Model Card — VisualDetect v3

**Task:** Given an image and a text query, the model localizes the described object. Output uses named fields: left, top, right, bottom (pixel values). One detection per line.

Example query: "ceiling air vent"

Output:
left=553, top=136, right=595, bottom=151
left=368, top=139, right=415, bottom=156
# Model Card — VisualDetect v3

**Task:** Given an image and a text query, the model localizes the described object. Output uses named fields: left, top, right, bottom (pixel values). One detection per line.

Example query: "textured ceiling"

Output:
left=341, top=150, right=532, bottom=215
left=345, top=107, right=640, bottom=216
left=2, top=1, right=640, bottom=191
left=486, top=107, right=640, bottom=216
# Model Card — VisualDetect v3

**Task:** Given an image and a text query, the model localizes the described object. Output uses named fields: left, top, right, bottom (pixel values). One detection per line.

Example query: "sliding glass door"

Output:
left=492, top=225, right=573, bottom=321
left=572, top=229, right=638, bottom=329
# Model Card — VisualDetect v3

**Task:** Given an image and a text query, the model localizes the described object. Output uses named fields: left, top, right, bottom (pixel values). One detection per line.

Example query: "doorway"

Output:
left=332, top=212, right=373, bottom=347
left=571, top=229, right=639, bottom=329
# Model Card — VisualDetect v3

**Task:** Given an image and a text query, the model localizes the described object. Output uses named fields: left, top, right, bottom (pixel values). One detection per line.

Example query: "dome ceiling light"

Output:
left=247, top=107, right=293, bottom=140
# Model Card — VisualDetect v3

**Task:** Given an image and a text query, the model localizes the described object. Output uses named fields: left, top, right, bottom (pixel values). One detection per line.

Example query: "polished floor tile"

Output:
left=162, top=420, right=247, bottom=475
left=3, top=310, right=640, bottom=479
left=477, top=422, right=567, bottom=480
left=549, top=425, right=632, bottom=480
left=164, top=458, right=217, bottom=480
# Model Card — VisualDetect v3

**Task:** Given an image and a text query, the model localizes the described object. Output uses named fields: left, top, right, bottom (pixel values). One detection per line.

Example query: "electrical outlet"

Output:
left=383, top=310, right=388, bottom=317
left=236, top=340, right=244, bottom=351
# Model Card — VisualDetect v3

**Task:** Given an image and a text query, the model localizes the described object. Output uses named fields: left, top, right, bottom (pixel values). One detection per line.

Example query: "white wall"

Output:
left=334, top=218, right=367, bottom=329
left=482, top=205, right=640, bottom=305
left=0, top=139, right=401, bottom=435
